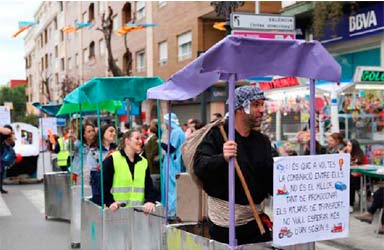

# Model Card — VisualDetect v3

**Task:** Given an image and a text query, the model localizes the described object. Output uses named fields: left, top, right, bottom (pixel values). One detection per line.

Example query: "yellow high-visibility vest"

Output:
left=111, top=151, right=147, bottom=206
left=57, top=137, right=69, bottom=167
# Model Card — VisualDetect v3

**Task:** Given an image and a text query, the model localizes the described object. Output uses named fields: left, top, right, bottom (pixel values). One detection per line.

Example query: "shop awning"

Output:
left=313, top=79, right=354, bottom=94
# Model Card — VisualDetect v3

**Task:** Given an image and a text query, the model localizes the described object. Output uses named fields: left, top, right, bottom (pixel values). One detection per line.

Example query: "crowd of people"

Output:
left=36, top=85, right=384, bottom=242
left=2, top=85, right=381, bottom=245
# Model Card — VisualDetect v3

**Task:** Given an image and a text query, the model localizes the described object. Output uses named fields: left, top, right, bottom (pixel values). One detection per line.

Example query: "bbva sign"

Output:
left=349, top=10, right=377, bottom=33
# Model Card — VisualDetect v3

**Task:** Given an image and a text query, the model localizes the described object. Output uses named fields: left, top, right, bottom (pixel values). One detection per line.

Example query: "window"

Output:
left=122, top=2, right=132, bottom=25
left=122, top=51, right=131, bottom=74
left=99, top=2, right=105, bottom=15
left=40, top=34, right=44, bottom=48
left=55, top=46, right=58, bottom=58
left=60, top=30, right=64, bottom=41
left=67, top=57, right=72, bottom=70
left=45, top=54, right=48, bottom=69
left=99, top=39, right=105, bottom=55
left=88, top=3, right=95, bottom=22
left=59, top=1, right=63, bottom=11
left=158, top=1, right=167, bottom=7
left=82, top=11, right=88, bottom=23
left=83, top=48, right=89, bottom=63
left=55, top=73, right=59, bottom=85
left=159, top=41, right=168, bottom=65
left=136, top=1, right=145, bottom=20
left=178, top=31, right=192, bottom=61
left=136, top=50, right=145, bottom=72
left=89, top=41, right=95, bottom=58
left=113, top=15, right=120, bottom=31
left=53, top=17, right=57, bottom=30
left=60, top=58, right=65, bottom=71
left=44, top=29, right=48, bottom=44
left=75, top=53, right=79, bottom=68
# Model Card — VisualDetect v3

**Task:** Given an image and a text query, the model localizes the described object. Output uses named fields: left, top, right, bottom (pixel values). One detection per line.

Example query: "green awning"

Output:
left=64, top=76, right=164, bottom=105
left=56, top=100, right=122, bottom=116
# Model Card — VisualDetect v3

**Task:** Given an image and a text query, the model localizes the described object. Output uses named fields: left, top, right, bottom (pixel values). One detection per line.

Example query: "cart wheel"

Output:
left=71, top=243, right=80, bottom=248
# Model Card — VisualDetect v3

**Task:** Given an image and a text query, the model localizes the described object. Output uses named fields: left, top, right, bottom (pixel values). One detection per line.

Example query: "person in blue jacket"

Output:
left=0, top=125, right=15, bottom=194
left=160, top=113, right=186, bottom=220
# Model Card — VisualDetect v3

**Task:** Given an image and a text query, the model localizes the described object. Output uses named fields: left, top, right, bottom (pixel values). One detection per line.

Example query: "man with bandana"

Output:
left=194, top=85, right=273, bottom=244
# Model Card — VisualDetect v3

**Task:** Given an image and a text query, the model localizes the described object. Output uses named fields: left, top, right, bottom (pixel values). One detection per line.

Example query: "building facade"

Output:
left=282, top=2, right=384, bottom=80
left=25, top=1, right=282, bottom=123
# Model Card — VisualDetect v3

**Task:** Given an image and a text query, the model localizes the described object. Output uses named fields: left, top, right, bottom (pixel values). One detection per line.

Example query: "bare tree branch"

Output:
left=97, top=6, right=124, bottom=76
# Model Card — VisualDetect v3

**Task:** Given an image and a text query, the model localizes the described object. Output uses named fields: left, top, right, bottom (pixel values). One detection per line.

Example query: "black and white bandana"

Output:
left=233, top=85, right=267, bottom=110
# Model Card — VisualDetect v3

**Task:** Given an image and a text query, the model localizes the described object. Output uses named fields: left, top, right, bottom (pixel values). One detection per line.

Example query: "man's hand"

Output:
left=143, top=202, right=156, bottom=215
left=223, top=140, right=237, bottom=162
left=109, top=201, right=120, bottom=212
left=0, top=127, right=12, bottom=135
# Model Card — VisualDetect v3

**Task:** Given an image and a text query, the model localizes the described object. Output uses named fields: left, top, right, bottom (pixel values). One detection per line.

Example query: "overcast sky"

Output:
left=0, top=1, right=41, bottom=85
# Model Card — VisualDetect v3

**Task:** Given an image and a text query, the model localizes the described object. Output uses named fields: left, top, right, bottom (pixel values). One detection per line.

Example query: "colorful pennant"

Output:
left=12, top=21, right=36, bottom=38
left=117, top=23, right=157, bottom=35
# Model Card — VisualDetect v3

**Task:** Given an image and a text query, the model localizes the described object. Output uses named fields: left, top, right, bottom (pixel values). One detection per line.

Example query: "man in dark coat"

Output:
left=194, top=86, right=273, bottom=244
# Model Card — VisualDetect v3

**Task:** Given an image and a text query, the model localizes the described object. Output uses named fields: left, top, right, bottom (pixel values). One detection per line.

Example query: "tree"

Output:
left=0, top=85, right=28, bottom=122
left=41, top=75, right=52, bottom=103
left=60, top=75, right=79, bottom=100
left=97, top=4, right=137, bottom=76
left=97, top=6, right=124, bottom=76
left=312, top=2, right=344, bottom=39
left=21, top=114, right=39, bottom=127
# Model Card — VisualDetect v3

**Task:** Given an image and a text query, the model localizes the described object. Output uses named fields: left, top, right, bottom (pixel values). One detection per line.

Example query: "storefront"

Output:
left=349, top=66, right=384, bottom=164
left=320, top=2, right=384, bottom=80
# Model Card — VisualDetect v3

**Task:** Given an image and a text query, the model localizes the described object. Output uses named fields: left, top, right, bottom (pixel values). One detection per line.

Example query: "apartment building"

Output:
left=25, top=1, right=282, bottom=123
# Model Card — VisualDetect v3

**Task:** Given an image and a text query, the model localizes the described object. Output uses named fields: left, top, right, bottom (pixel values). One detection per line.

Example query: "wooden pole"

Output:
left=219, top=126, right=266, bottom=235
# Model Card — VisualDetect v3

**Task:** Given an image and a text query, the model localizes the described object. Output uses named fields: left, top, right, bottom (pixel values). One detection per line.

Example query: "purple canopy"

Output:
left=147, top=35, right=341, bottom=100
left=147, top=35, right=341, bottom=248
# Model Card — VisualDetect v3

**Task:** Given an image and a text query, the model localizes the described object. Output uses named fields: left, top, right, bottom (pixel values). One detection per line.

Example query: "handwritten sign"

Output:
left=39, top=117, right=57, bottom=138
left=273, top=154, right=350, bottom=246
left=0, top=106, right=11, bottom=126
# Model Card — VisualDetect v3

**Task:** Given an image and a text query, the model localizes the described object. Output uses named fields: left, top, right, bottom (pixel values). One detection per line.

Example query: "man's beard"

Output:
left=245, top=113, right=263, bottom=129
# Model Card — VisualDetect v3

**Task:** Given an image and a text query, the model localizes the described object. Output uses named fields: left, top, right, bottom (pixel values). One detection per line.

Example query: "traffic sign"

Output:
left=232, top=30, right=296, bottom=40
left=230, top=13, right=295, bottom=32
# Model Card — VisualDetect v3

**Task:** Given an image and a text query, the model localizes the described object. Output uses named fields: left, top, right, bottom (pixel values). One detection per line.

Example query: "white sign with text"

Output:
left=273, top=154, right=350, bottom=246
left=0, top=106, right=11, bottom=126
left=39, top=117, right=57, bottom=138
left=231, top=13, right=295, bottom=31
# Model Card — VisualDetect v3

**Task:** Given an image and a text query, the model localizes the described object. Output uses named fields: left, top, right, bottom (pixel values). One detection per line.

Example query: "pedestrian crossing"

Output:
left=0, top=195, right=11, bottom=216
left=21, top=189, right=45, bottom=214
left=0, top=189, right=45, bottom=216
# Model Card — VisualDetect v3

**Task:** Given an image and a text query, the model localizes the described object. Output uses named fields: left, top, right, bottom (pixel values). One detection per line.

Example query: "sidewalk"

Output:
left=319, top=211, right=384, bottom=250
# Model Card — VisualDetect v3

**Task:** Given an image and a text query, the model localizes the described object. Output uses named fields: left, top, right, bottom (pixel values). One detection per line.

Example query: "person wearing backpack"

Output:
left=193, top=86, right=273, bottom=244
left=0, top=125, right=16, bottom=194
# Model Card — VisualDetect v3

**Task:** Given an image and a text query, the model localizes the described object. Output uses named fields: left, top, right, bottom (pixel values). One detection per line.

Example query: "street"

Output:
left=0, top=183, right=71, bottom=250
left=1, top=183, right=383, bottom=250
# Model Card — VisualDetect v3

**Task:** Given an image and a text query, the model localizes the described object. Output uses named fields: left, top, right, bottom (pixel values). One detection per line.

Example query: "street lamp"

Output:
left=210, top=1, right=244, bottom=35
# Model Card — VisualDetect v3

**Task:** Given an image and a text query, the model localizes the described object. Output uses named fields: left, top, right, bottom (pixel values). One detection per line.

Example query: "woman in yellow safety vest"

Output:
left=103, top=129, right=158, bottom=213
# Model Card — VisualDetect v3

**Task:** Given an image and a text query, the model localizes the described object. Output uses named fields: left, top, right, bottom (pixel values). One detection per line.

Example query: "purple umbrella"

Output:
left=147, top=35, right=341, bottom=248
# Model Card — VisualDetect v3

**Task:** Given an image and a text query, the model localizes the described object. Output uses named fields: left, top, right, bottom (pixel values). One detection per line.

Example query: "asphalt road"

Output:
left=0, top=183, right=71, bottom=250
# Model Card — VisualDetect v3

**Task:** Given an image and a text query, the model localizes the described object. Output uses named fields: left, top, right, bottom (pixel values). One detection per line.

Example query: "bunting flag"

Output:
left=117, top=23, right=157, bottom=35
left=75, top=22, right=92, bottom=28
left=63, top=22, right=92, bottom=33
left=63, top=26, right=77, bottom=33
left=12, top=21, right=36, bottom=38
left=213, top=22, right=226, bottom=31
